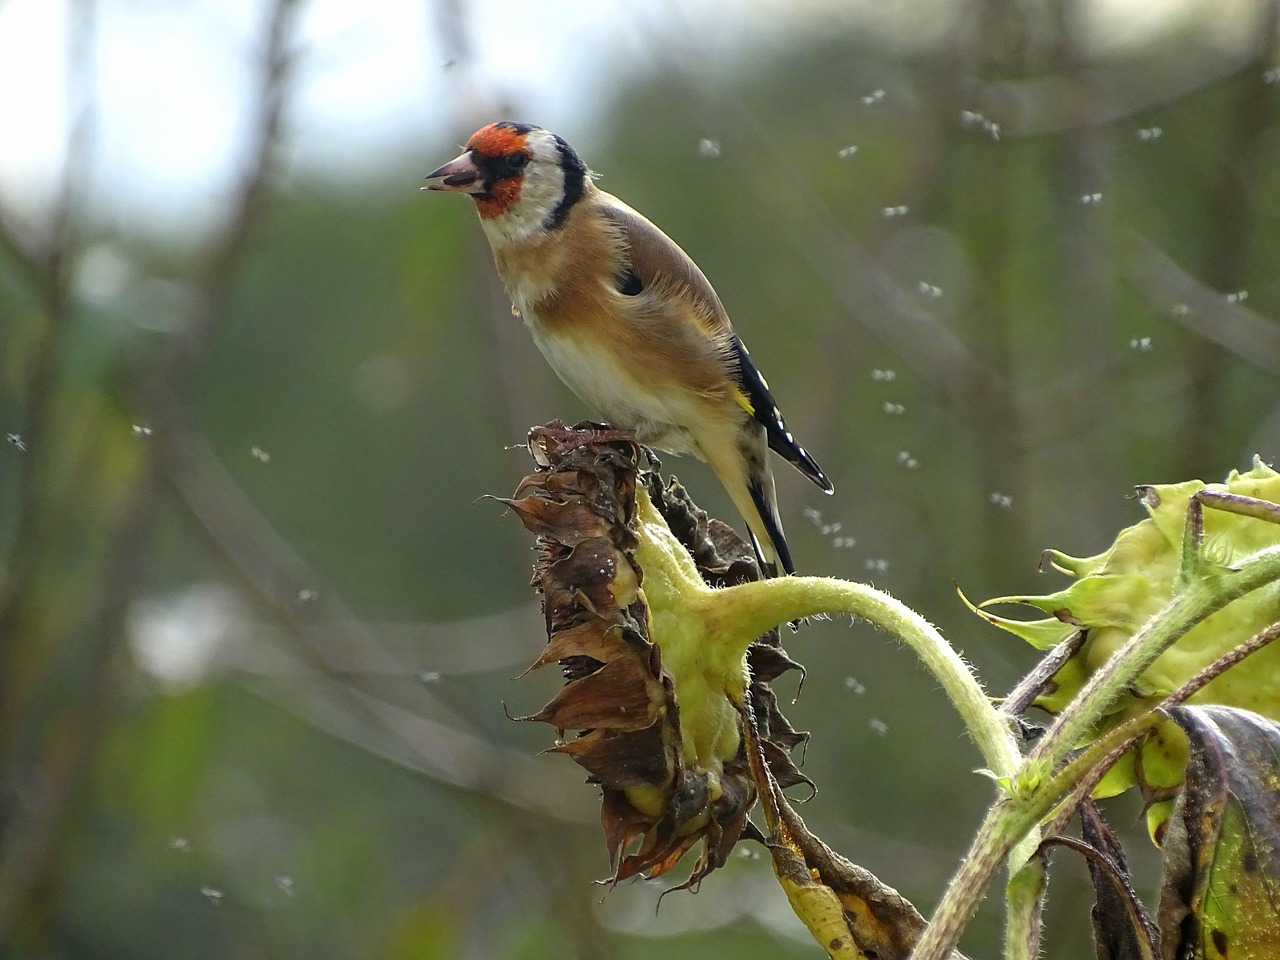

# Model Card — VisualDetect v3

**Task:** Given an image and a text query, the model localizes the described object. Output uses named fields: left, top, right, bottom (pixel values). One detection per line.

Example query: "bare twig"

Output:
left=162, top=0, right=303, bottom=379
left=153, top=412, right=590, bottom=820
left=0, top=0, right=98, bottom=681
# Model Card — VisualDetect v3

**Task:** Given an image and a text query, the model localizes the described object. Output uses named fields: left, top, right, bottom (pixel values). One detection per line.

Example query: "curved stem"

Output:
left=703, top=575, right=1022, bottom=782
left=1003, top=855, right=1048, bottom=960
left=913, top=546, right=1280, bottom=960
left=908, top=798, right=1035, bottom=960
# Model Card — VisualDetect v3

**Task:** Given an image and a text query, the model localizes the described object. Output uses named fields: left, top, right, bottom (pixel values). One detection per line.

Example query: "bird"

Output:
left=424, top=121, right=832, bottom=575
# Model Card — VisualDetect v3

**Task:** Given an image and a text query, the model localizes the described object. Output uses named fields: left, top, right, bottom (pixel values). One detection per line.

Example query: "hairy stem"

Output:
left=1027, top=546, right=1280, bottom=775
left=703, top=574, right=1021, bottom=782
left=911, top=544, right=1280, bottom=959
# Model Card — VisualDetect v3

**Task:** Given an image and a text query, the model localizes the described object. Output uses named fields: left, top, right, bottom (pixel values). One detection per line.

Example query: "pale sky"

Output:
left=0, top=0, right=674, bottom=230
left=0, top=0, right=1254, bottom=235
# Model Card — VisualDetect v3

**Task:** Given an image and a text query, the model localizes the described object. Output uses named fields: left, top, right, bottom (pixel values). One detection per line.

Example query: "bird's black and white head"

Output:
left=424, top=121, right=590, bottom=245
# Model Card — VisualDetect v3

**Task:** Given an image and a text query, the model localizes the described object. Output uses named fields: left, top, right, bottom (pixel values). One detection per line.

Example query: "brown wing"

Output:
left=596, top=195, right=735, bottom=342
left=596, top=193, right=833, bottom=494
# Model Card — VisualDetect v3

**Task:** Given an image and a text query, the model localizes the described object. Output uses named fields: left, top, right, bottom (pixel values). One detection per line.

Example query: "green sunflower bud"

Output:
left=973, top=458, right=1280, bottom=833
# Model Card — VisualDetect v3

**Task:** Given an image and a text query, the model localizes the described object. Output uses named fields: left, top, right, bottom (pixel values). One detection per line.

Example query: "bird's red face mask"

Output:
left=424, top=123, right=530, bottom=219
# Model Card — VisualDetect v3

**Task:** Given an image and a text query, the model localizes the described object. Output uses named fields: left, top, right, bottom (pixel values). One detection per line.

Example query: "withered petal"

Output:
left=549, top=539, right=639, bottom=614
left=521, top=619, right=622, bottom=676
left=761, top=739, right=817, bottom=794
left=502, top=494, right=615, bottom=545
left=748, top=643, right=807, bottom=684
left=616, top=829, right=703, bottom=883
left=601, top=787, right=653, bottom=866
left=525, top=655, right=663, bottom=732
left=548, top=719, right=675, bottom=789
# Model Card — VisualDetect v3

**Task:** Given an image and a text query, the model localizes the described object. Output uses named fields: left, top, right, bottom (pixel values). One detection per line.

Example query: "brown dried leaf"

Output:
left=525, top=655, right=662, bottom=732
left=548, top=719, right=675, bottom=789
left=1157, top=706, right=1280, bottom=960
left=1079, top=801, right=1160, bottom=960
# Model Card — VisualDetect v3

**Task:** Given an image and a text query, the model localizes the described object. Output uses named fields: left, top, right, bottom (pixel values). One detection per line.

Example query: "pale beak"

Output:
left=423, top=152, right=485, bottom=194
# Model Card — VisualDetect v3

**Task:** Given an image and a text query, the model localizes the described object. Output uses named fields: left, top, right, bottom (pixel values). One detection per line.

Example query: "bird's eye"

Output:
left=505, top=152, right=529, bottom=172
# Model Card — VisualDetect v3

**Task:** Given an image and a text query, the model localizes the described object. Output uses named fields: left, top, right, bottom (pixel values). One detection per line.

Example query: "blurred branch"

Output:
left=1127, top=234, right=1280, bottom=375
left=234, top=609, right=541, bottom=680
left=1184, top=7, right=1280, bottom=471
left=430, top=0, right=473, bottom=70
left=971, top=47, right=1275, bottom=138
left=0, top=0, right=135, bottom=928
left=0, top=0, right=97, bottom=672
left=156, top=410, right=592, bottom=822
left=244, top=678, right=594, bottom=824
left=0, top=0, right=306, bottom=946
left=165, top=0, right=304, bottom=377
left=0, top=464, right=157, bottom=938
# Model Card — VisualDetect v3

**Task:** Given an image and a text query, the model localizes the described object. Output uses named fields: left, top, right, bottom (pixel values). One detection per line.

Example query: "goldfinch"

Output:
left=424, top=121, right=832, bottom=575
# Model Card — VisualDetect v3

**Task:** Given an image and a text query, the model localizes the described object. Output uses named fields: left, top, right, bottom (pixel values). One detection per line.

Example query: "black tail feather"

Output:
left=730, top=335, right=834, bottom=495
left=747, top=476, right=795, bottom=576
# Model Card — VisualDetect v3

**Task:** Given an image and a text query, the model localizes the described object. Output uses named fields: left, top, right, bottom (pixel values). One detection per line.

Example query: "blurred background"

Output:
left=1, top=0, right=1278, bottom=956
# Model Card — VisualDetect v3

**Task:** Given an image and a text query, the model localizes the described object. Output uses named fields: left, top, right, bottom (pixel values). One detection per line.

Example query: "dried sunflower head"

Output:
left=502, top=423, right=808, bottom=888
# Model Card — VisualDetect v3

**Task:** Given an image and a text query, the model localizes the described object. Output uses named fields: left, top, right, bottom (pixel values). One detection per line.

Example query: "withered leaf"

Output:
left=768, top=802, right=926, bottom=960
left=1157, top=705, right=1280, bottom=960
left=1079, top=800, right=1159, bottom=960
left=548, top=718, right=674, bottom=789
left=525, top=655, right=662, bottom=732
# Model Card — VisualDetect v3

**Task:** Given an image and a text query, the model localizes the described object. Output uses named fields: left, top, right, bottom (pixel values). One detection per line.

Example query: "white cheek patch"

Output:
left=478, top=160, right=567, bottom=247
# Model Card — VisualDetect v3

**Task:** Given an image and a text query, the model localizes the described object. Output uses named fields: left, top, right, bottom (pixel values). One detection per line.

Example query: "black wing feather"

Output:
left=730, top=335, right=834, bottom=494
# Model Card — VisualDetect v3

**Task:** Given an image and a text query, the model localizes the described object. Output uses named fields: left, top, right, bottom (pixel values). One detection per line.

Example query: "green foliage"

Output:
left=2, top=8, right=1280, bottom=960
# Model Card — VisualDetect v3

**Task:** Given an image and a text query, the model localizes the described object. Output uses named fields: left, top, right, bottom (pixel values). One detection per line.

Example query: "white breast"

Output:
left=522, top=308, right=701, bottom=457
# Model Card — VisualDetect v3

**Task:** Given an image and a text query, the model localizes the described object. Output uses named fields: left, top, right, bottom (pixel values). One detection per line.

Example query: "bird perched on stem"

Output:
left=424, top=121, right=832, bottom=575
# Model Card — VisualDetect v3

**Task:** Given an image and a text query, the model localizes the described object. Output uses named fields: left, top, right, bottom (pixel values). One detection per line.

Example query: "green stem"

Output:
left=1003, top=857, right=1048, bottom=960
left=907, top=798, right=1033, bottom=960
left=1027, top=546, right=1280, bottom=776
left=704, top=575, right=1021, bottom=783
left=912, top=546, right=1280, bottom=960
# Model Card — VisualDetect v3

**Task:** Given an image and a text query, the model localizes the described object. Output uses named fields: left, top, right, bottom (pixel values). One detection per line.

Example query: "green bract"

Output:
left=974, top=458, right=1280, bottom=826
